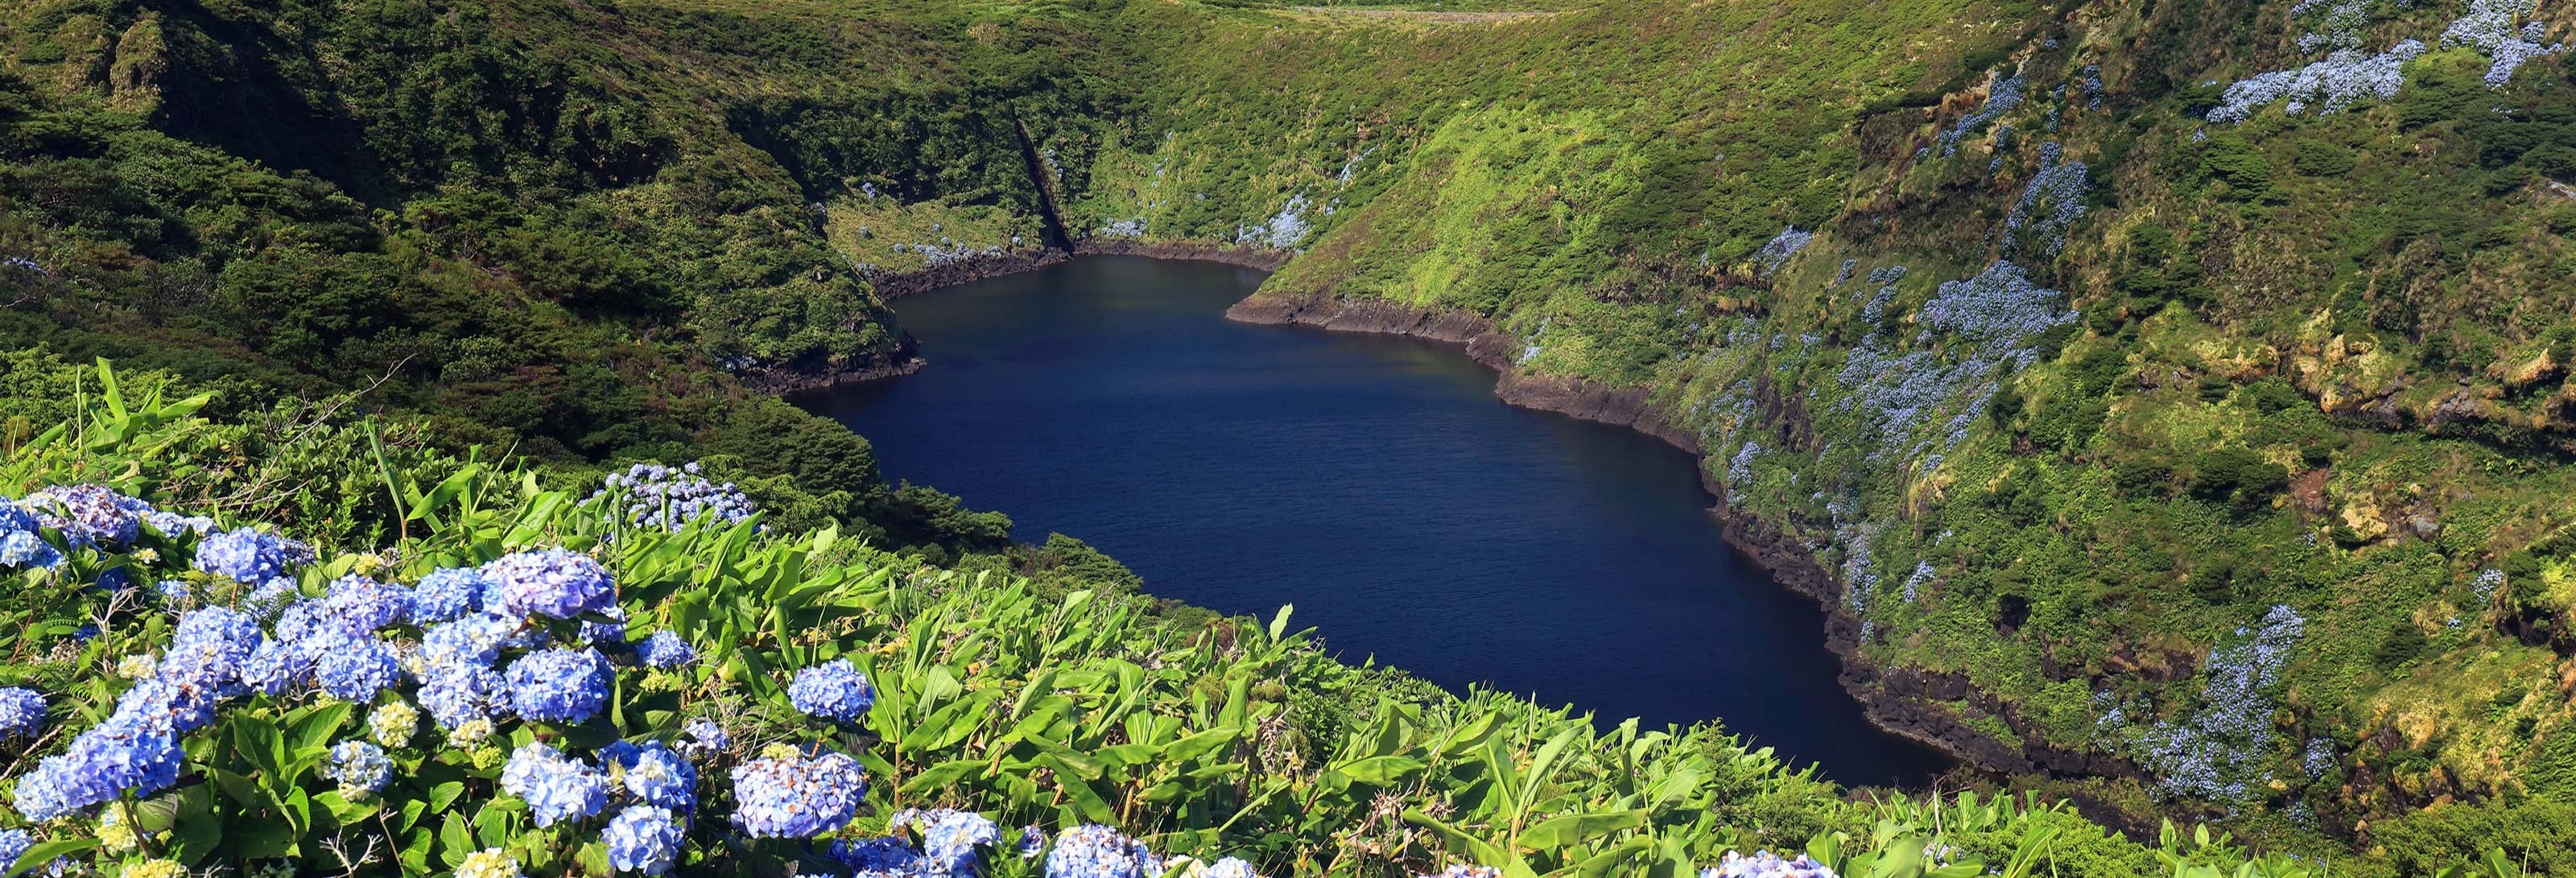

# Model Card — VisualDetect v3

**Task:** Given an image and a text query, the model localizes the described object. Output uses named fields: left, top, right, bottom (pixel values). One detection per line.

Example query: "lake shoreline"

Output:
left=803, top=249, right=2146, bottom=795
left=739, top=241, right=1294, bottom=395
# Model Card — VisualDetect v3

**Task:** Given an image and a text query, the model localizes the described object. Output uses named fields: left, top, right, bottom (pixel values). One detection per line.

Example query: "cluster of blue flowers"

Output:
left=638, top=629, right=698, bottom=669
left=1235, top=194, right=1314, bottom=251
left=503, top=742, right=612, bottom=826
left=729, top=749, right=866, bottom=837
left=824, top=808, right=1011, bottom=876
left=23, top=484, right=152, bottom=549
left=1938, top=68, right=2026, bottom=155
left=592, top=462, right=762, bottom=534
left=605, top=805, right=687, bottom=875
left=1046, top=824, right=1165, bottom=878
left=2291, top=0, right=2373, bottom=52
left=1833, top=261, right=2070, bottom=466
left=325, top=740, right=394, bottom=797
left=13, top=671, right=194, bottom=820
left=788, top=658, right=877, bottom=724
left=0, top=484, right=745, bottom=875
left=2442, top=0, right=2565, bottom=88
left=2134, top=605, right=2308, bottom=804
left=0, top=498, right=64, bottom=570
left=191, top=526, right=315, bottom=592
left=2206, top=41, right=2424, bottom=122
left=1701, top=851, right=1841, bottom=878
left=503, top=647, right=613, bottom=722
left=0, top=687, right=45, bottom=738
left=2003, top=142, right=2089, bottom=258
left=1919, top=261, right=2077, bottom=351
left=1756, top=228, right=1814, bottom=275
left=484, top=547, right=617, bottom=620
left=491, top=736, right=708, bottom=872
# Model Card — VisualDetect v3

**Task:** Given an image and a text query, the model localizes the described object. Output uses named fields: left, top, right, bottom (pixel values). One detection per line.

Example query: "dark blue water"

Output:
left=794, top=256, right=1949, bottom=787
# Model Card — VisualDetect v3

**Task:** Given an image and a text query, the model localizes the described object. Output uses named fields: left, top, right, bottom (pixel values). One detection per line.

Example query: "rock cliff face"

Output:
left=871, top=241, right=1290, bottom=300
left=1226, top=294, right=1701, bottom=453
left=733, top=346, right=924, bottom=395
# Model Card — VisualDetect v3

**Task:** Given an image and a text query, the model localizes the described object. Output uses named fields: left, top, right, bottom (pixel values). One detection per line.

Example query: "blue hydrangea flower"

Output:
left=0, top=828, right=27, bottom=875
left=604, top=805, right=685, bottom=875
left=10, top=712, right=183, bottom=821
left=153, top=578, right=196, bottom=609
left=829, top=837, right=921, bottom=873
left=500, top=743, right=608, bottom=827
left=481, top=549, right=615, bottom=620
left=728, top=752, right=865, bottom=838
left=1204, top=859, right=1262, bottom=878
left=419, top=666, right=504, bottom=730
left=325, top=740, right=393, bottom=796
left=272, top=600, right=325, bottom=645
left=191, top=527, right=314, bottom=584
left=592, top=462, right=760, bottom=533
left=0, top=530, right=61, bottom=570
left=423, top=612, right=520, bottom=670
left=113, top=678, right=217, bottom=734
left=315, top=637, right=401, bottom=703
left=241, top=636, right=316, bottom=696
left=786, top=659, right=874, bottom=724
left=0, top=687, right=46, bottom=738
left=1701, top=851, right=1839, bottom=878
left=23, top=484, right=153, bottom=548
left=1046, top=825, right=1160, bottom=878
left=146, top=509, right=216, bottom=537
left=893, top=809, right=999, bottom=876
left=409, top=568, right=489, bottom=624
left=637, top=631, right=695, bottom=669
left=505, top=648, right=610, bottom=723
left=161, top=607, right=263, bottom=691
left=319, top=575, right=413, bottom=634
left=606, top=740, right=696, bottom=812
left=679, top=719, right=728, bottom=757
left=580, top=605, right=629, bottom=649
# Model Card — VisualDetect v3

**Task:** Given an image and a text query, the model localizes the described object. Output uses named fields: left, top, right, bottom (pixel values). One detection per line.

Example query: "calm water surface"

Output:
left=794, top=256, right=1949, bottom=786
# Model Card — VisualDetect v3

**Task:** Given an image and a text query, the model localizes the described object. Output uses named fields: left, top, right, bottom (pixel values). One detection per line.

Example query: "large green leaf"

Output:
left=1517, top=809, right=1649, bottom=851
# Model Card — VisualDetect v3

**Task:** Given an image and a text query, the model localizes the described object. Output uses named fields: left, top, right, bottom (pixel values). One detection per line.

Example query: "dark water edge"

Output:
left=791, top=256, right=1952, bottom=787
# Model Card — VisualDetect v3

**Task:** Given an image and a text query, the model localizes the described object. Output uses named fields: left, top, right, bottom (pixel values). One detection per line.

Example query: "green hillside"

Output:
left=5, top=0, right=2576, bottom=872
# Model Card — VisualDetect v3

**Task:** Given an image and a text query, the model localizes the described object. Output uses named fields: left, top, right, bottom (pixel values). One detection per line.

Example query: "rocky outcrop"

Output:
left=733, top=344, right=925, bottom=394
left=1224, top=295, right=1703, bottom=454
left=869, top=241, right=1290, bottom=300
left=870, top=249, right=1076, bottom=299
left=1073, top=238, right=1291, bottom=270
